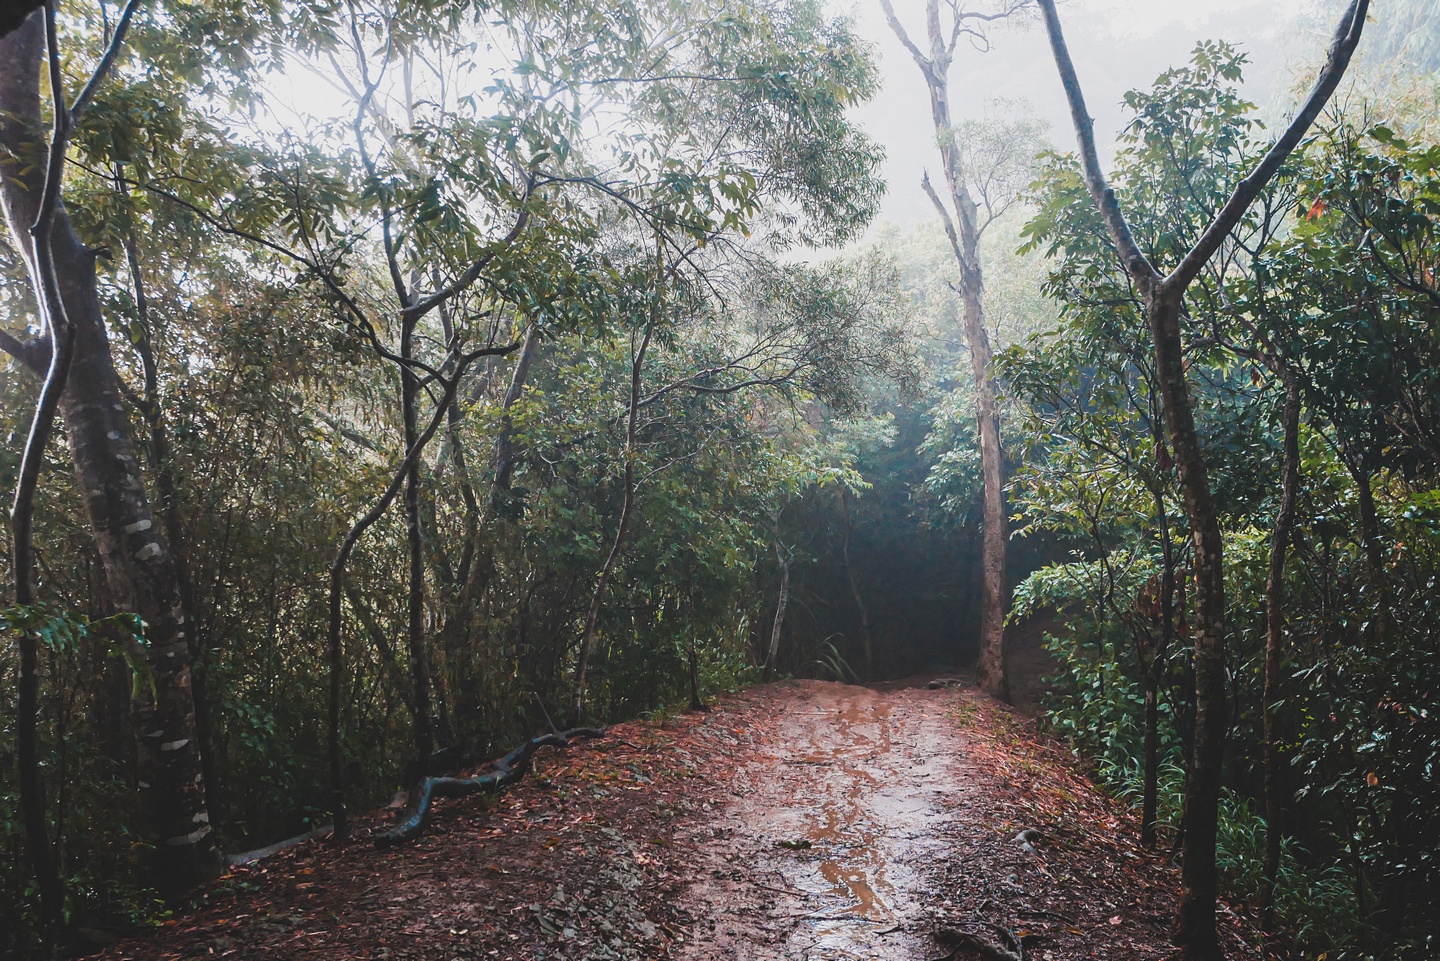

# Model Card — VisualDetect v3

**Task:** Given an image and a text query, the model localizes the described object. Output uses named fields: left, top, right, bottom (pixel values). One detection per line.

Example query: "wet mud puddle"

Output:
left=675, top=680, right=963, bottom=960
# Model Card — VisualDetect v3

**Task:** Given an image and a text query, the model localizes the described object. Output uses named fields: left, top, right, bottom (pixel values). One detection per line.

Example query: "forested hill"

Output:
left=1, top=0, right=1438, bottom=959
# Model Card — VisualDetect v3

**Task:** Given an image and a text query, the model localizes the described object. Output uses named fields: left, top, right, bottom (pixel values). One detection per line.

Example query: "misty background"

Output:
left=843, top=0, right=1343, bottom=228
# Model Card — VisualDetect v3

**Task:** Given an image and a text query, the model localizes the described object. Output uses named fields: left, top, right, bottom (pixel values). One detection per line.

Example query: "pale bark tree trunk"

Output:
left=882, top=0, right=1010, bottom=700
left=9, top=95, right=74, bottom=945
left=121, top=231, right=222, bottom=825
left=0, top=12, right=220, bottom=898
left=1038, top=2, right=1367, bottom=954
left=838, top=487, right=873, bottom=678
left=764, top=536, right=790, bottom=681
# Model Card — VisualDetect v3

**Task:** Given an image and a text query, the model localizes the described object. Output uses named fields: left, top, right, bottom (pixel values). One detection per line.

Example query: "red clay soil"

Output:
left=91, top=679, right=1264, bottom=960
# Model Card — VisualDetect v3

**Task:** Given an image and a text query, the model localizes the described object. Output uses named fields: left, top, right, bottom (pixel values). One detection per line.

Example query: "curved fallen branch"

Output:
left=374, top=727, right=605, bottom=847
left=226, top=825, right=334, bottom=868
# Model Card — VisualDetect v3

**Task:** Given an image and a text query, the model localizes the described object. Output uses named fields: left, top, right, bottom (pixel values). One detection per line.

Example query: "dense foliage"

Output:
left=0, top=0, right=911, bottom=951
left=1004, top=43, right=1440, bottom=959
left=3, top=1, right=1439, bottom=958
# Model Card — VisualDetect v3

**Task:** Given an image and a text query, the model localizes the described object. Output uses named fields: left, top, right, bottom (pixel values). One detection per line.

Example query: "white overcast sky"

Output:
left=844, top=0, right=1329, bottom=225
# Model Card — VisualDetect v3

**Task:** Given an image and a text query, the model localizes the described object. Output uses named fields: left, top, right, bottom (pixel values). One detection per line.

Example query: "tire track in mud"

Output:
left=673, top=679, right=970, bottom=960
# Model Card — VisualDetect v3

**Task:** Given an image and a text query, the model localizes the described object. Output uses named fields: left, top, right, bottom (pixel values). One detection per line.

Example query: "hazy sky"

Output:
left=846, top=0, right=1326, bottom=225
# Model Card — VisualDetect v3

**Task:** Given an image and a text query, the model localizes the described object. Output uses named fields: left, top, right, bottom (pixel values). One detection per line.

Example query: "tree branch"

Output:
left=1166, top=0, right=1369, bottom=291
left=0, top=327, right=48, bottom=374
left=878, top=0, right=931, bottom=70
left=922, top=170, right=971, bottom=275
left=68, top=0, right=139, bottom=122
left=1036, top=0, right=1158, bottom=285
left=402, top=190, right=533, bottom=321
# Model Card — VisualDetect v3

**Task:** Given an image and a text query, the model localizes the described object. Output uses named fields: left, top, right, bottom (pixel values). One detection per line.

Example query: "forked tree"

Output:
left=880, top=0, right=1038, bottom=700
left=1, top=4, right=221, bottom=903
left=1035, top=0, right=1369, bottom=955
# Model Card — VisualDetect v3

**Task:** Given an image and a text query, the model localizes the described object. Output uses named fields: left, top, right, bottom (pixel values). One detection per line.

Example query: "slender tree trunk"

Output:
left=1142, top=676, right=1161, bottom=848
left=8, top=8, right=77, bottom=935
left=570, top=465, right=636, bottom=722
left=838, top=487, right=873, bottom=679
left=764, top=537, right=790, bottom=681
left=1037, top=2, right=1367, bottom=949
left=687, top=636, right=703, bottom=710
left=570, top=324, right=652, bottom=723
left=1261, top=370, right=1301, bottom=933
left=326, top=358, right=471, bottom=838
left=685, top=571, right=704, bottom=711
left=493, top=325, right=542, bottom=498
left=9, top=194, right=76, bottom=944
left=1142, top=484, right=1178, bottom=850
left=429, top=323, right=541, bottom=698
left=1, top=15, right=220, bottom=898
left=122, top=233, right=221, bottom=826
left=400, top=318, right=435, bottom=773
left=880, top=0, right=1010, bottom=698
left=1147, top=289, right=1228, bottom=958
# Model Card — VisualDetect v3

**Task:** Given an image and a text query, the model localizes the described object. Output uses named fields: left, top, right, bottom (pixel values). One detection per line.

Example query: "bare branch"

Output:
left=68, top=0, right=139, bottom=122
left=878, top=0, right=931, bottom=70
left=1167, top=0, right=1369, bottom=291
left=0, top=327, right=48, bottom=374
left=1036, top=0, right=1158, bottom=285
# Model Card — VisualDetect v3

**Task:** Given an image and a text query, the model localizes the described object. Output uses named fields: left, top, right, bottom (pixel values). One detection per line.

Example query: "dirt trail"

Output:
left=674, top=681, right=962, bottom=960
left=94, top=679, right=1263, bottom=961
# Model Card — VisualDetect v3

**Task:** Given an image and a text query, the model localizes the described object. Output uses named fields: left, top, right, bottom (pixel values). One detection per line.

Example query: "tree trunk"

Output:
left=967, top=268, right=1009, bottom=702
left=881, top=0, right=1010, bottom=699
left=764, top=538, right=790, bottom=682
left=838, top=487, right=873, bottom=679
left=9, top=193, right=75, bottom=944
left=1147, top=288, right=1228, bottom=959
left=122, top=233, right=221, bottom=827
left=1142, top=482, right=1178, bottom=850
left=326, top=355, right=472, bottom=839
left=570, top=322, right=653, bottom=723
left=1037, top=1, right=1368, bottom=947
left=492, top=324, right=542, bottom=498
left=1142, top=678, right=1160, bottom=849
left=401, top=318, right=435, bottom=774
left=0, top=15, right=220, bottom=898
left=1261, top=371, right=1301, bottom=932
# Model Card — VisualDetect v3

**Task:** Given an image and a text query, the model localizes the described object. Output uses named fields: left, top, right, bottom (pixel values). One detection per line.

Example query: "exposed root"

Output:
left=374, top=727, right=605, bottom=847
left=225, top=825, right=334, bottom=867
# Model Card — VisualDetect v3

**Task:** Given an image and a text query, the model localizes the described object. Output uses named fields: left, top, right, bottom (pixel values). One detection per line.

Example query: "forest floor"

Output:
left=93, top=679, right=1263, bottom=961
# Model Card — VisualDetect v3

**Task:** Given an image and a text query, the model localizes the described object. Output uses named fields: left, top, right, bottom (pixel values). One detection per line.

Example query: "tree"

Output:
left=0, top=4, right=221, bottom=900
left=880, top=0, right=1041, bottom=700
left=1036, top=0, right=1369, bottom=955
left=1004, top=317, right=1186, bottom=851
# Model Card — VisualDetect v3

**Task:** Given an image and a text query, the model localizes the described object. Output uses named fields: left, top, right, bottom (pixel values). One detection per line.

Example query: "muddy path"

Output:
left=673, top=681, right=962, bottom=960
left=94, top=679, right=1263, bottom=961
